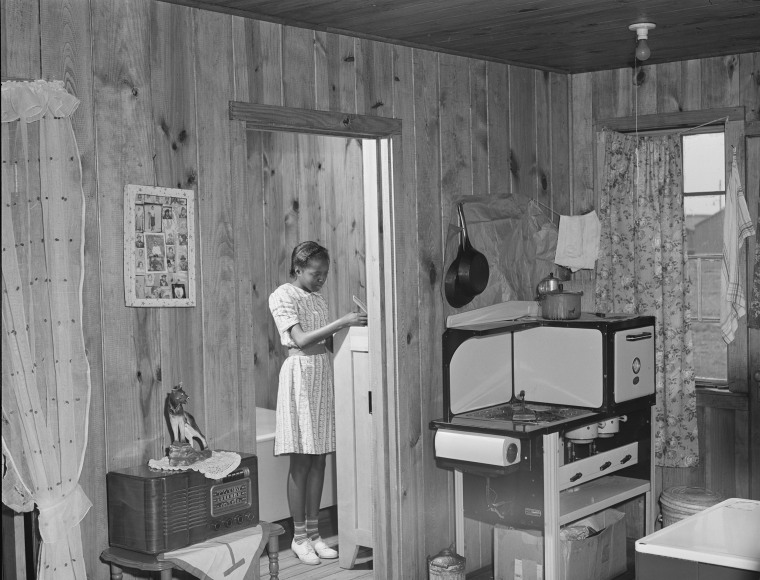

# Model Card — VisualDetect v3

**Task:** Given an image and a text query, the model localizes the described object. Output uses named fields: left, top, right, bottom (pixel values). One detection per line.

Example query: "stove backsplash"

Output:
left=445, top=314, right=656, bottom=419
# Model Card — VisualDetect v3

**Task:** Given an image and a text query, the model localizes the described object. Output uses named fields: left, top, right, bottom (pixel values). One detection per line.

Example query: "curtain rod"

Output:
left=678, top=116, right=729, bottom=136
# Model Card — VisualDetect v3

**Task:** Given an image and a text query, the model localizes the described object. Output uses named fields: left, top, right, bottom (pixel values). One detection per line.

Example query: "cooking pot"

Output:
left=565, top=422, right=598, bottom=442
left=597, top=415, right=627, bottom=438
left=539, top=291, right=583, bottom=320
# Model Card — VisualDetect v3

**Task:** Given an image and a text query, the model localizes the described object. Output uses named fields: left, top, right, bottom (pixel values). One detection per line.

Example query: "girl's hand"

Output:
left=341, top=311, right=368, bottom=327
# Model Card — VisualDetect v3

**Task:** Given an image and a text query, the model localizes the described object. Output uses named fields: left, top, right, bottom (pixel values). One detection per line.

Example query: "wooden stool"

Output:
left=101, top=522, right=285, bottom=580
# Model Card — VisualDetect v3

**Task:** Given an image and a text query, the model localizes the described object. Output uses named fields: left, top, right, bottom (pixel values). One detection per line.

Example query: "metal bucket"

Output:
left=428, top=546, right=465, bottom=580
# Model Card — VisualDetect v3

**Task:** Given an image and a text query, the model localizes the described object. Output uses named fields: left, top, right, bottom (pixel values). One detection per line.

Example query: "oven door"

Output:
left=614, top=325, right=655, bottom=403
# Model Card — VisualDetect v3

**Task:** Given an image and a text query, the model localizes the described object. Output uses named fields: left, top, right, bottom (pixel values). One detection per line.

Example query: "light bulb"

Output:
left=629, top=23, right=655, bottom=62
left=635, top=39, right=651, bottom=61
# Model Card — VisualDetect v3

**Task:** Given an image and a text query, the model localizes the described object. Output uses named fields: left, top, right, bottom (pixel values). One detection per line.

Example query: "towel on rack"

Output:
left=720, top=154, right=755, bottom=344
left=554, top=211, right=600, bottom=272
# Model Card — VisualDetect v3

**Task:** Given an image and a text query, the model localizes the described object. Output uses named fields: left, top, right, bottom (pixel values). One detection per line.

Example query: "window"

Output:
left=682, top=131, right=726, bottom=383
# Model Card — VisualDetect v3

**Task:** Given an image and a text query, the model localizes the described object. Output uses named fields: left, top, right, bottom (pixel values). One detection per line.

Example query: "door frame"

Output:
left=746, top=125, right=760, bottom=500
left=229, top=101, right=404, bottom=577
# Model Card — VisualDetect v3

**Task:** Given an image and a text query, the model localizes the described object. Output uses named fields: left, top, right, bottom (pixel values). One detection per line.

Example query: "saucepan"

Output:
left=597, top=415, right=627, bottom=438
left=565, top=422, right=598, bottom=443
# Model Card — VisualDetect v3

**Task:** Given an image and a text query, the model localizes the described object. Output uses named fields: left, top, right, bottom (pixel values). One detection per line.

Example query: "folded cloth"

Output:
left=721, top=154, right=755, bottom=344
left=158, top=523, right=270, bottom=580
left=554, top=211, right=600, bottom=272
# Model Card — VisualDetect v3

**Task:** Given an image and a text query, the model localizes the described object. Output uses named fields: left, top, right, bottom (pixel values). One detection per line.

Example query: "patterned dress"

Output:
left=268, top=283, right=335, bottom=455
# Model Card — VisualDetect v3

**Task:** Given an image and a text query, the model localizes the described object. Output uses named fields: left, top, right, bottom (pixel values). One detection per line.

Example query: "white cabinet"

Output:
left=333, top=326, right=373, bottom=569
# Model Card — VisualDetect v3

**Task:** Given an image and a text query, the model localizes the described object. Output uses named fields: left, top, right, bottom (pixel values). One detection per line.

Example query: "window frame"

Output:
left=594, top=109, right=749, bottom=394
left=682, top=128, right=728, bottom=386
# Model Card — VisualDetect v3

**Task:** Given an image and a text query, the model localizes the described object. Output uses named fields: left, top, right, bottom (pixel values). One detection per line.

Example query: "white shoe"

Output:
left=291, top=539, right=321, bottom=565
left=311, top=538, right=338, bottom=559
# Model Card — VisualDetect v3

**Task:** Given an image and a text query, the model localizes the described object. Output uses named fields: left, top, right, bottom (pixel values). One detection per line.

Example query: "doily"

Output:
left=148, top=450, right=241, bottom=479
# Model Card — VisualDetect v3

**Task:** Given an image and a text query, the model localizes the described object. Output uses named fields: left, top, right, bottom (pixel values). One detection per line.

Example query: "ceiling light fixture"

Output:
left=628, top=22, right=656, bottom=62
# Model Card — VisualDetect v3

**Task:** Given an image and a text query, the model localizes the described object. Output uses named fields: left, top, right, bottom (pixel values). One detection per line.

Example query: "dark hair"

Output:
left=290, top=241, right=330, bottom=278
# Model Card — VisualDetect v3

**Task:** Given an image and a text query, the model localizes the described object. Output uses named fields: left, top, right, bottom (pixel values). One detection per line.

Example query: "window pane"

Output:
left=700, top=259, right=721, bottom=319
left=690, top=321, right=727, bottom=381
left=684, top=195, right=724, bottom=253
left=683, top=133, right=725, bottom=193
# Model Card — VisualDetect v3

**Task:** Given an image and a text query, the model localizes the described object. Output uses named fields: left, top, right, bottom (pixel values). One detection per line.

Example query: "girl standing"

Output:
left=268, top=241, right=367, bottom=565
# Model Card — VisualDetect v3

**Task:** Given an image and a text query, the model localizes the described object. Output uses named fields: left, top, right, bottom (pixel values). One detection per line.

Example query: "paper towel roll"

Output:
left=435, top=430, right=520, bottom=467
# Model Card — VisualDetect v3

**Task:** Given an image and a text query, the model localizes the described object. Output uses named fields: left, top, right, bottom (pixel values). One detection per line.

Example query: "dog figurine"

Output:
left=165, top=383, right=208, bottom=450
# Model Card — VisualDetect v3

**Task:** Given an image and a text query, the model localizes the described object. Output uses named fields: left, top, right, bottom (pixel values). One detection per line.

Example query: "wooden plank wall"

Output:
left=568, top=53, right=760, bottom=512
left=2, top=0, right=570, bottom=576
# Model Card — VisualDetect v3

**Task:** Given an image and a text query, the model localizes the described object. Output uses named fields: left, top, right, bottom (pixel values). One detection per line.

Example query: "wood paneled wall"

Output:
left=569, top=53, right=760, bottom=508
left=2, top=0, right=570, bottom=576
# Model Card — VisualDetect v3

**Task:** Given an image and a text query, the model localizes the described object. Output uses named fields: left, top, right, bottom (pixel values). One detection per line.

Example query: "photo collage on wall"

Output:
left=125, top=185, right=195, bottom=307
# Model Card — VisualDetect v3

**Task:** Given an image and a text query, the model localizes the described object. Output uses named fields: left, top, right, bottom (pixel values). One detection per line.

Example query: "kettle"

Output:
left=536, top=272, right=563, bottom=298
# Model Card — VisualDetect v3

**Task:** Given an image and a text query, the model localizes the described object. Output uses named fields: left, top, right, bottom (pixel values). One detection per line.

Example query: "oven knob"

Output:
left=506, top=443, right=518, bottom=463
left=632, top=357, right=641, bottom=374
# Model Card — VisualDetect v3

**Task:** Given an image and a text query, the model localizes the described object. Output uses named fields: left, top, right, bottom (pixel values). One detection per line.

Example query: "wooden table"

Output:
left=101, top=522, right=285, bottom=580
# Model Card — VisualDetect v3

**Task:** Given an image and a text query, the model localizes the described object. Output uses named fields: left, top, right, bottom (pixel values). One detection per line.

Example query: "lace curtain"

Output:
left=595, top=129, right=699, bottom=468
left=1, top=80, right=92, bottom=579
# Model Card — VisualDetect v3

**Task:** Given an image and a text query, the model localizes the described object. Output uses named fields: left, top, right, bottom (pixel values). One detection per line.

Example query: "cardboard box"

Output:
left=494, top=509, right=627, bottom=580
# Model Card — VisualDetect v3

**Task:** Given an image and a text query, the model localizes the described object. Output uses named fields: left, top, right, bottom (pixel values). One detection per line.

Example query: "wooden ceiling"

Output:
left=164, top=0, right=760, bottom=73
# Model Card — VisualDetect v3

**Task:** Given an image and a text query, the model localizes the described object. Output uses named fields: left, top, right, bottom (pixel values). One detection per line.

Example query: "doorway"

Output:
left=230, top=102, right=402, bottom=578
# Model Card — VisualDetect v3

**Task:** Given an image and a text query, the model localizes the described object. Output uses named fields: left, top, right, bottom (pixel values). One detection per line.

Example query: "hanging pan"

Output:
left=444, top=203, right=490, bottom=308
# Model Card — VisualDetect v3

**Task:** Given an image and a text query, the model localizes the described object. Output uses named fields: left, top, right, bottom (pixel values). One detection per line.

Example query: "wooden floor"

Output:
left=259, top=511, right=636, bottom=580
left=259, top=510, right=373, bottom=579
left=258, top=533, right=373, bottom=579
left=257, top=537, right=636, bottom=580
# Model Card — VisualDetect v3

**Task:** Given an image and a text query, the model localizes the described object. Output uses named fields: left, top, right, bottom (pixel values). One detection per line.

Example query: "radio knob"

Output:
left=235, top=515, right=244, bottom=524
left=506, top=443, right=519, bottom=463
left=224, top=519, right=232, bottom=528
left=244, top=512, right=253, bottom=521
left=211, top=521, right=221, bottom=531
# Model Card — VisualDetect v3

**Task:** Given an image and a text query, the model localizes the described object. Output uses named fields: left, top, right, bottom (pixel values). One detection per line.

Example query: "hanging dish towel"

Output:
left=158, top=524, right=269, bottom=580
left=721, top=154, right=755, bottom=344
left=554, top=211, right=600, bottom=272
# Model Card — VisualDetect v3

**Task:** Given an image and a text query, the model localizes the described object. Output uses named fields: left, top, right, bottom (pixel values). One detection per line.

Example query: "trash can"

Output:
left=659, top=486, right=724, bottom=527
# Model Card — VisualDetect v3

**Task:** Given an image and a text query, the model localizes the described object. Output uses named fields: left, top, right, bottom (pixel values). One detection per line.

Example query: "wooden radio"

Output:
left=106, top=453, right=259, bottom=554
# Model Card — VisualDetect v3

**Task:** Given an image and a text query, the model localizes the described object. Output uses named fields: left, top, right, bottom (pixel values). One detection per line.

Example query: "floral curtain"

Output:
left=1, top=80, right=92, bottom=579
left=595, top=129, right=699, bottom=468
